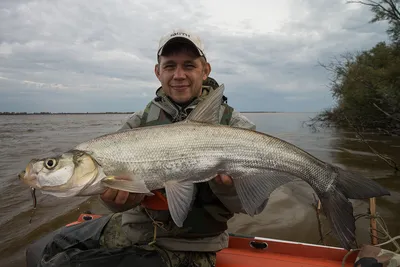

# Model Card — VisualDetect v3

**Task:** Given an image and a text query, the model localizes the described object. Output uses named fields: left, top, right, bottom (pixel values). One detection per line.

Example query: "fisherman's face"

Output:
left=155, top=48, right=211, bottom=104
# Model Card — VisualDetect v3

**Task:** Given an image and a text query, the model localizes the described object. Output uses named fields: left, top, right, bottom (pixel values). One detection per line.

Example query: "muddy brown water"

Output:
left=0, top=113, right=399, bottom=266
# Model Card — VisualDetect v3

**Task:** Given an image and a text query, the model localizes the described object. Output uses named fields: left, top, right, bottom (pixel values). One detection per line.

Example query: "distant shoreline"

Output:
left=0, top=111, right=310, bottom=115
left=0, top=112, right=134, bottom=115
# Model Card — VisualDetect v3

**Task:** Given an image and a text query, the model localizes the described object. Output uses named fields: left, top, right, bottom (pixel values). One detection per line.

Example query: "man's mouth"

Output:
left=171, top=85, right=189, bottom=91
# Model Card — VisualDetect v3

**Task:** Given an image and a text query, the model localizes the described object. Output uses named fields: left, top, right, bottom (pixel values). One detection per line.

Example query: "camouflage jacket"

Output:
left=102, top=84, right=263, bottom=252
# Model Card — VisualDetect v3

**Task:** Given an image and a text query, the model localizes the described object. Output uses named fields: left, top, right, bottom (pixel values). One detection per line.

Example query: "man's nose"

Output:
left=173, top=66, right=186, bottom=79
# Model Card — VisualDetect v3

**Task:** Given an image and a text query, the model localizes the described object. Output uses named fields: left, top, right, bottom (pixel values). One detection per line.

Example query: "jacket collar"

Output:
left=152, top=85, right=214, bottom=122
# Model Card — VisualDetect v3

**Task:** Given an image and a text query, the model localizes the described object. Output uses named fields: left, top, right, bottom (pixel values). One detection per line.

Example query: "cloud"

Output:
left=0, top=0, right=390, bottom=112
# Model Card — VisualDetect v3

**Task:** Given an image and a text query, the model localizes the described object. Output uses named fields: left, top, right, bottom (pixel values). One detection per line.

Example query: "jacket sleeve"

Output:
left=118, top=110, right=144, bottom=131
left=208, top=110, right=267, bottom=215
left=229, top=110, right=257, bottom=130
left=98, top=110, right=144, bottom=213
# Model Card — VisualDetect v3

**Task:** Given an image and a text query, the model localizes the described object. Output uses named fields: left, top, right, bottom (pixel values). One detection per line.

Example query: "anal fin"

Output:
left=233, top=170, right=296, bottom=216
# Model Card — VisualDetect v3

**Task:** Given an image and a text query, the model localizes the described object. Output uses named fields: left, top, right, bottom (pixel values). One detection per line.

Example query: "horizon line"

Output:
left=0, top=111, right=319, bottom=115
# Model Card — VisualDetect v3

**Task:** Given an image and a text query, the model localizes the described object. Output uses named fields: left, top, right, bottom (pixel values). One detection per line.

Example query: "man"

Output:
left=26, top=29, right=259, bottom=267
left=98, top=29, right=258, bottom=266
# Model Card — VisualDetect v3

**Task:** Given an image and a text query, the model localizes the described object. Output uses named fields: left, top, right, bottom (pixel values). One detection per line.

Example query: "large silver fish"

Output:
left=18, top=84, right=390, bottom=250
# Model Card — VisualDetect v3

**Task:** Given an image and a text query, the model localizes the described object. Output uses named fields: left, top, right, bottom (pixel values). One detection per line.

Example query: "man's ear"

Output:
left=154, top=64, right=161, bottom=80
left=203, top=62, right=211, bottom=80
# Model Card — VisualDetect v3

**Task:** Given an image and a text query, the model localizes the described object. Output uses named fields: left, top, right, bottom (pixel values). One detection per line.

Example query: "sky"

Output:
left=0, top=0, right=390, bottom=113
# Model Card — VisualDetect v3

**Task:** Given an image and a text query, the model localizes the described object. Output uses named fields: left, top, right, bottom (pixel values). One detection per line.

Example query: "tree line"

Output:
left=308, top=0, right=400, bottom=136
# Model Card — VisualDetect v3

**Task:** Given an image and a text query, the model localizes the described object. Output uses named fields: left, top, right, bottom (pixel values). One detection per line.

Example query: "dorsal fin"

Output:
left=185, top=84, right=225, bottom=124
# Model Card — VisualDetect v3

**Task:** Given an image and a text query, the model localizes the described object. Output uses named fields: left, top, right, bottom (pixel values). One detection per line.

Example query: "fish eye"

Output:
left=44, top=158, right=57, bottom=169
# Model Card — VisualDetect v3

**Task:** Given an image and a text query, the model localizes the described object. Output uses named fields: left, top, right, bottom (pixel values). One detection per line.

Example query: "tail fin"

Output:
left=319, top=167, right=391, bottom=250
left=333, top=166, right=390, bottom=199
left=318, top=190, right=357, bottom=250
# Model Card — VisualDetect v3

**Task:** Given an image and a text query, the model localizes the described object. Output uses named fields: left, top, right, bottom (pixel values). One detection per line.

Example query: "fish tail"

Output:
left=318, top=190, right=356, bottom=250
left=318, top=166, right=390, bottom=250
left=333, top=166, right=390, bottom=200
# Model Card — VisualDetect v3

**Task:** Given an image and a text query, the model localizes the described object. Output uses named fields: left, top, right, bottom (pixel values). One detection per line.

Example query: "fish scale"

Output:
left=19, top=84, right=390, bottom=251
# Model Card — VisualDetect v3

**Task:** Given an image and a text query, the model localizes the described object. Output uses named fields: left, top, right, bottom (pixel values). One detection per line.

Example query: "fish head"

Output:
left=18, top=150, right=100, bottom=194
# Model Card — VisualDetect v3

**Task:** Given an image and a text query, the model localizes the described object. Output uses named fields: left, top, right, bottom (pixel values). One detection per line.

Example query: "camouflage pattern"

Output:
left=203, top=77, right=220, bottom=89
left=355, top=244, right=400, bottom=267
left=100, top=213, right=216, bottom=267
left=99, top=213, right=132, bottom=249
left=158, top=249, right=216, bottom=267
left=140, top=97, right=233, bottom=127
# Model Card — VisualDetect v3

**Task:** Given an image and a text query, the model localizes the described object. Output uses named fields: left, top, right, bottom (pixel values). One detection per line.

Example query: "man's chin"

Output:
left=170, top=95, right=195, bottom=105
left=171, top=86, right=190, bottom=93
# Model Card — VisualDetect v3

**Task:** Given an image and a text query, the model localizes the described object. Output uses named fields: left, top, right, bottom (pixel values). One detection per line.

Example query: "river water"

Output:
left=0, top=113, right=399, bottom=266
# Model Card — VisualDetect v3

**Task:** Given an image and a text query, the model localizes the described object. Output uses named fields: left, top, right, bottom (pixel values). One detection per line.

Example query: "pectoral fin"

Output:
left=164, top=180, right=196, bottom=227
left=233, top=170, right=296, bottom=216
left=101, top=176, right=153, bottom=194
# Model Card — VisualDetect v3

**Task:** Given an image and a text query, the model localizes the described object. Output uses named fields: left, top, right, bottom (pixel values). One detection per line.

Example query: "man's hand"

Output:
left=100, top=174, right=232, bottom=208
left=100, top=188, right=145, bottom=207
left=214, top=174, right=233, bottom=186
left=100, top=175, right=145, bottom=208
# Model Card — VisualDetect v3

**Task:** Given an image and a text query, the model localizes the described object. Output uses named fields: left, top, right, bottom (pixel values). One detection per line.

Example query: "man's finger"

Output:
left=214, top=175, right=222, bottom=184
left=128, top=193, right=144, bottom=205
left=101, top=188, right=118, bottom=202
left=114, top=191, right=130, bottom=205
left=220, top=174, right=233, bottom=186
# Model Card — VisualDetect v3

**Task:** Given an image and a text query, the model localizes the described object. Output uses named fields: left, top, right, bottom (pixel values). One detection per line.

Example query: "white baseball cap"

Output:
left=157, top=29, right=206, bottom=59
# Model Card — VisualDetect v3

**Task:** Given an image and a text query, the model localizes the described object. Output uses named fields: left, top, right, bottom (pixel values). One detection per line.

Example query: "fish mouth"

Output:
left=18, top=170, right=26, bottom=180
left=18, top=162, right=38, bottom=186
